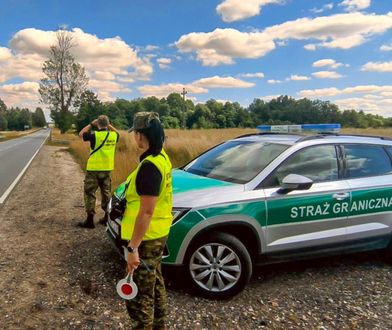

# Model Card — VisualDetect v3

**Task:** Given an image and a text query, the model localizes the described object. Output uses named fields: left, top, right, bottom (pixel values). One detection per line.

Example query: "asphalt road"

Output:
left=0, top=129, right=50, bottom=203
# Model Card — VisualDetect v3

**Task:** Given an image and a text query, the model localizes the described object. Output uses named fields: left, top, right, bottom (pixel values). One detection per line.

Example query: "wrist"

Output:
left=127, top=245, right=138, bottom=253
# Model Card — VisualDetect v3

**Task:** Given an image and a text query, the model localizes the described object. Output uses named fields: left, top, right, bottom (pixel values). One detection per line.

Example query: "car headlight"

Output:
left=172, top=208, right=189, bottom=225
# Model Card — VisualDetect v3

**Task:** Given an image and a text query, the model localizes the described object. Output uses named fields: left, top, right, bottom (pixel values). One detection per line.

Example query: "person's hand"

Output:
left=127, top=251, right=140, bottom=274
left=91, top=119, right=98, bottom=126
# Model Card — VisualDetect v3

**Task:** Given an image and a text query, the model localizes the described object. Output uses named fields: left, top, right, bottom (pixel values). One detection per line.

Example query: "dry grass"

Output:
left=341, top=127, right=392, bottom=137
left=59, top=127, right=391, bottom=189
left=0, top=128, right=41, bottom=141
left=62, top=128, right=256, bottom=188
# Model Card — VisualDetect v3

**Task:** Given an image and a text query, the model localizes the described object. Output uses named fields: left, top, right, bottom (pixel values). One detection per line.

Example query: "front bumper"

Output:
left=106, top=218, right=128, bottom=259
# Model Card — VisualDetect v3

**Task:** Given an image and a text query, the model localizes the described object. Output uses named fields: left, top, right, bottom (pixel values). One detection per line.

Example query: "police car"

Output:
left=106, top=124, right=392, bottom=299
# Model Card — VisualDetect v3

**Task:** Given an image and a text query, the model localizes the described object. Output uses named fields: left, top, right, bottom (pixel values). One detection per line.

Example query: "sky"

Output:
left=0, top=0, right=391, bottom=118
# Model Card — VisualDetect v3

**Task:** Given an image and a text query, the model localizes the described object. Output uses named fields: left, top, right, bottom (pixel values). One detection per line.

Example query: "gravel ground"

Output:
left=0, top=145, right=392, bottom=329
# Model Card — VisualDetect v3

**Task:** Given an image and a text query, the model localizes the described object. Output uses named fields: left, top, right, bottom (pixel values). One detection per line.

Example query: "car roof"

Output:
left=233, top=133, right=301, bottom=144
left=232, top=132, right=392, bottom=145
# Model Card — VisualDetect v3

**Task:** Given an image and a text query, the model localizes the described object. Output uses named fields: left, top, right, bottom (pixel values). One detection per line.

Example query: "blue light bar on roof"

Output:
left=257, top=123, right=341, bottom=133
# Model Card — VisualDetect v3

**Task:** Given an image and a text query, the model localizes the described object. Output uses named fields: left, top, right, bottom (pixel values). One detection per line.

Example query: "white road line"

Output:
left=0, top=132, right=49, bottom=204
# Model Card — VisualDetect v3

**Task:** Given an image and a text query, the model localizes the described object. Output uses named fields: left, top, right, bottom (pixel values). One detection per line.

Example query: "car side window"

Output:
left=263, top=145, right=338, bottom=188
left=344, top=144, right=392, bottom=179
left=386, top=146, right=392, bottom=160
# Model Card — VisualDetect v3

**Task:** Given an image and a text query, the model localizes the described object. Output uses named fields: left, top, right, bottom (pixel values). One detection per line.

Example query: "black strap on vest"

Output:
left=89, top=132, right=110, bottom=156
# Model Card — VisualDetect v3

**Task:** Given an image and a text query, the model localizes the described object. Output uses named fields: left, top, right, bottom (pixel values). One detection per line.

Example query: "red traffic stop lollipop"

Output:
left=117, top=274, right=138, bottom=300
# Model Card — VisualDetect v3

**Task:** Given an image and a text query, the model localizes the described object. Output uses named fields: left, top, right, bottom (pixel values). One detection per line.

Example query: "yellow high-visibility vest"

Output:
left=121, top=149, right=173, bottom=241
left=86, top=131, right=118, bottom=171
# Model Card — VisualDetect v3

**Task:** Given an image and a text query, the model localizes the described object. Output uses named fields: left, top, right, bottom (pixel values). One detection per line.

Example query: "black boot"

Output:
left=77, top=213, right=95, bottom=229
left=98, top=212, right=108, bottom=226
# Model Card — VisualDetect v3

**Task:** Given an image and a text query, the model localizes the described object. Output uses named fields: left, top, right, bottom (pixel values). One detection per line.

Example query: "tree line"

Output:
left=0, top=99, right=46, bottom=131
left=2, top=92, right=392, bottom=132
left=72, top=92, right=392, bottom=133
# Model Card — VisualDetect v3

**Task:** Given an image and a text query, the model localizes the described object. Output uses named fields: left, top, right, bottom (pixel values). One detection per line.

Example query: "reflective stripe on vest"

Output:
left=121, top=149, right=173, bottom=241
left=86, top=131, right=117, bottom=171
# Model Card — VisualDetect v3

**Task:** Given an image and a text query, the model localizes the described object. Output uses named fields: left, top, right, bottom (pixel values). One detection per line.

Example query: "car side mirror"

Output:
left=278, top=174, right=313, bottom=194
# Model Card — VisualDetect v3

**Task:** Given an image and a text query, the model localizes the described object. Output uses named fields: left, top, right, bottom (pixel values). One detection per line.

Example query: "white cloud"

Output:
left=334, top=97, right=392, bottom=116
left=176, top=28, right=275, bottom=66
left=93, top=71, right=116, bottom=81
left=138, top=83, right=208, bottom=98
left=313, top=59, right=344, bottom=69
left=361, top=61, right=392, bottom=72
left=340, top=0, right=371, bottom=12
left=269, top=74, right=310, bottom=83
left=299, top=85, right=392, bottom=98
left=363, top=94, right=382, bottom=100
left=239, top=72, right=264, bottom=78
left=193, top=76, right=255, bottom=88
left=0, top=47, right=12, bottom=62
left=0, top=28, right=154, bottom=107
left=304, top=44, right=317, bottom=51
left=138, top=75, right=254, bottom=98
left=0, top=81, right=40, bottom=109
left=267, top=79, right=283, bottom=84
left=145, top=45, right=159, bottom=52
left=310, top=3, right=334, bottom=14
left=0, top=52, right=44, bottom=83
left=157, top=57, right=172, bottom=69
left=298, top=84, right=392, bottom=117
left=289, top=74, right=311, bottom=81
left=264, top=12, right=390, bottom=49
left=216, top=0, right=284, bottom=23
left=259, top=94, right=282, bottom=101
left=312, top=71, right=343, bottom=79
left=176, top=12, right=392, bottom=66
left=380, top=44, right=392, bottom=51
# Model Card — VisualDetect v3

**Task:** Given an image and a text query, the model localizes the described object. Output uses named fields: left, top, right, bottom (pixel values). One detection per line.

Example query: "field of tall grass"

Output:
left=52, top=127, right=392, bottom=189
left=54, top=128, right=257, bottom=188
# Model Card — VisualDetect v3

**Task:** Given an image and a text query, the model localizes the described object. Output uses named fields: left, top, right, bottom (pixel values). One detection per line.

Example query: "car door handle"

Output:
left=332, top=192, right=350, bottom=200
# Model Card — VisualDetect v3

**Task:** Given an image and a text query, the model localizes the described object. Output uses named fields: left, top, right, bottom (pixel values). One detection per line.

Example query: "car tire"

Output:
left=185, top=232, right=252, bottom=299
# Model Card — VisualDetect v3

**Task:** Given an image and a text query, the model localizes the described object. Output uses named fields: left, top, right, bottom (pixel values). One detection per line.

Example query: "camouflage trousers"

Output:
left=83, top=171, right=111, bottom=214
left=126, top=236, right=168, bottom=330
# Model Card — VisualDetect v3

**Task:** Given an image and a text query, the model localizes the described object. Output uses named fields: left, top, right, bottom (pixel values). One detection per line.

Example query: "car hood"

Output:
left=172, top=169, right=245, bottom=208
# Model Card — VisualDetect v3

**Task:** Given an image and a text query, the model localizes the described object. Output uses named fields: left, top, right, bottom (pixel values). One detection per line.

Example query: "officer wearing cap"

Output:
left=121, top=112, right=172, bottom=329
left=78, top=115, right=119, bottom=228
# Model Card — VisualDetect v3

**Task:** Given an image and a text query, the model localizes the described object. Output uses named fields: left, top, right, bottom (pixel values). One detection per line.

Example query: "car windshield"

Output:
left=184, top=140, right=289, bottom=184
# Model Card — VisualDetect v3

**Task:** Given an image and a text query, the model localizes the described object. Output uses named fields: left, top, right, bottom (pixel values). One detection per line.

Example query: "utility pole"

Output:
left=181, top=87, right=187, bottom=101
left=180, top=87, right=188, bottom=128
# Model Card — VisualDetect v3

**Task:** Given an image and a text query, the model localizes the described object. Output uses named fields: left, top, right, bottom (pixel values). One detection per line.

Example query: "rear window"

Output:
left=344, top=144, right=392, bottom=179
left=184, top=140, right=289, bottom=184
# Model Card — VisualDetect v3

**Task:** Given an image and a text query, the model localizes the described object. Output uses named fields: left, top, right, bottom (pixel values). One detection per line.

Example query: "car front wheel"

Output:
left=186, top=232, right=252, bottom=299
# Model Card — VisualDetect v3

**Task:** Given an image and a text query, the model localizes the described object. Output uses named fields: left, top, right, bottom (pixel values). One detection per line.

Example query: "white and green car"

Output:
left=107, top=125, right=392, bottom=299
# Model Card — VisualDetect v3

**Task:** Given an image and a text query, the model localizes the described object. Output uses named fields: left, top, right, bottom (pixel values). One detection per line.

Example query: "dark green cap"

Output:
left=128, top=112, right=160, bottom=132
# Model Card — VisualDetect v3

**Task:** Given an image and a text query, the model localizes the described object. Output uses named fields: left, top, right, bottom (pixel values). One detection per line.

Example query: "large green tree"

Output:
left=0, top=114, right=7, bottom=130
left=5, top=108, right=32, bottom=130
left=39, top=30, right=88, bottom=133
left=74, top=90, right=103, bottom=132
left=0, top=98, right=7, bottom=130
left=0, top=98, right=6, bottom=113
left=32, top=107, right=47, bottom=127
